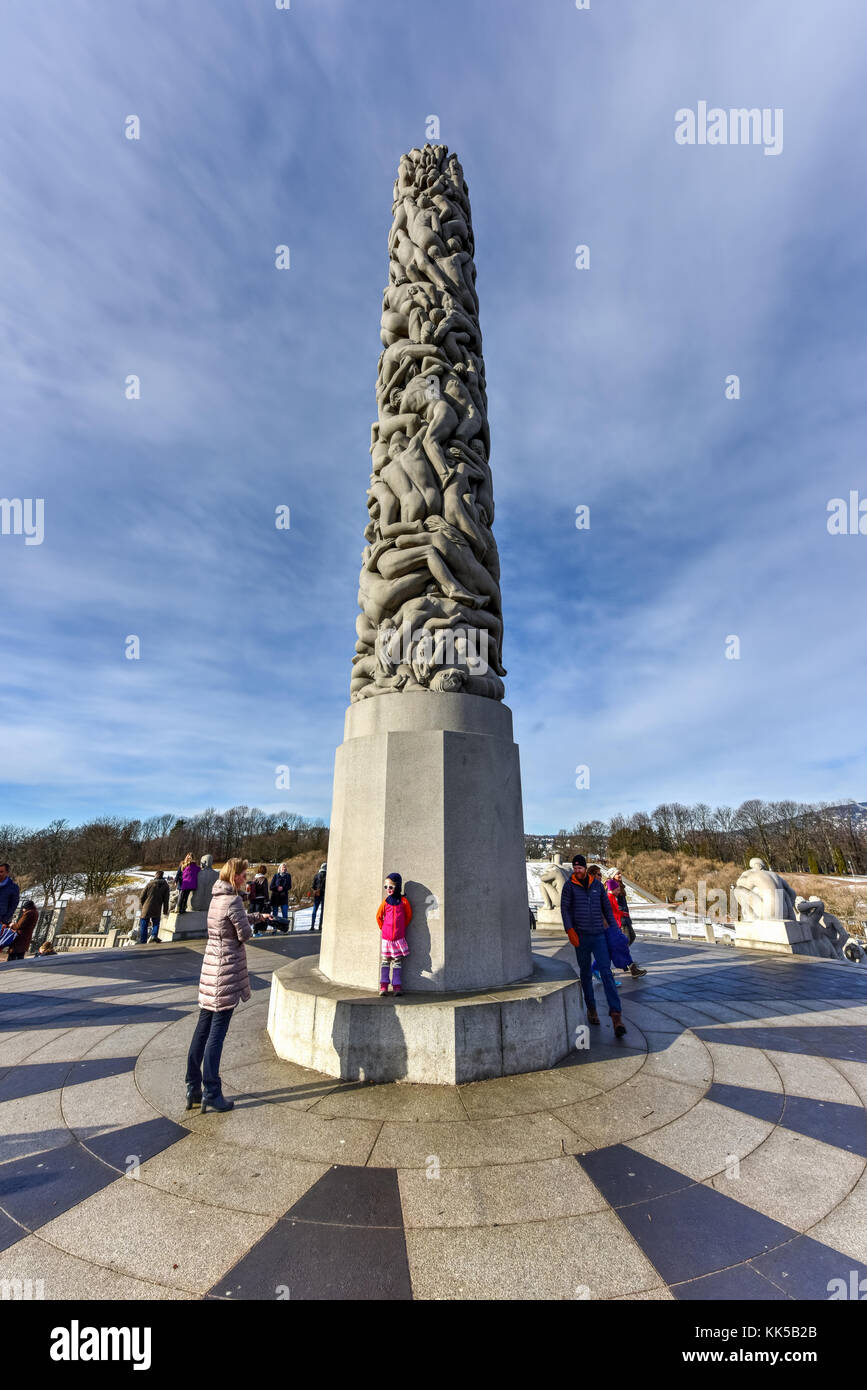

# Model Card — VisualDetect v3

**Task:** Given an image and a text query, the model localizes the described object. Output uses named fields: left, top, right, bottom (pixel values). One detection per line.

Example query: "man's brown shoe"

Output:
left=610, top=1010, right=627, bottom=1038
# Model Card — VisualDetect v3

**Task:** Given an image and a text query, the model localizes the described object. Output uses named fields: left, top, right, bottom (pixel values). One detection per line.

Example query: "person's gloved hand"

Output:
left=566, top=928, right=580, bottom=947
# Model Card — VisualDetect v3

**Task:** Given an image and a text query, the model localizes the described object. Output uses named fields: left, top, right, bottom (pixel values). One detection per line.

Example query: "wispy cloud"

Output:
left=1, top=0, right=866, bottom=831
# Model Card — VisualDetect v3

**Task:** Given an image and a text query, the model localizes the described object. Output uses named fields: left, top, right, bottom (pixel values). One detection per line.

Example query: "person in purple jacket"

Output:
left=177, top=855, right=201, bottom=914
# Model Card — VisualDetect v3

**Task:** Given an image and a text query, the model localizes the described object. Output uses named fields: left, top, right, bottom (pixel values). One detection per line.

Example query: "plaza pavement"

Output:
left=1, top=930, right=866, bottom=1301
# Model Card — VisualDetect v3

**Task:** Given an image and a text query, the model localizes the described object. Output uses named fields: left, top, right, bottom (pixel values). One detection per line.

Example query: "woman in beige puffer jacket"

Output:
left=184, top=857, right=272, bottom=1113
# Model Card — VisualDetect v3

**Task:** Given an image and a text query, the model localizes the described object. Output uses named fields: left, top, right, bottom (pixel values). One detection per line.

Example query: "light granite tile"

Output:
left=37, top=1177, right=273, bottom=1295
left=764, top=1051, right=861, bottom=1105
left=369, top=1111, right=587, bottom=1170
left=406, top=1211, right=660, bottom=1300
left=0, top=1232, right=190, bottom=1300
left=708, top=1129, right=864, bottom=1231
left=557, top=1075, right=704, bottom=1149
left=137, top=1133, right=329, bottom=1217
left=398, top=1155, right=607, bottom=1228
left=0, top=1089, right=70, bottom=1163
left=628, top=1099, right=775, bottom=1182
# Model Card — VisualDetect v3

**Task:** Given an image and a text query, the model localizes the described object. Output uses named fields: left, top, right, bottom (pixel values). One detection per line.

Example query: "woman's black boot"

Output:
left=201, top=1090, right=234, bottom=1114
left=185, top=1084, right=202, bottom=1110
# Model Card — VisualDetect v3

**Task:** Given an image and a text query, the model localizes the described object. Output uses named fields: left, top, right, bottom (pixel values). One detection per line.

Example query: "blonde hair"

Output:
left=220, top=857, right=248, bottom=885
left=278, top=862, right=287, bottom=873
left=182, top=853, right=194, bottom=867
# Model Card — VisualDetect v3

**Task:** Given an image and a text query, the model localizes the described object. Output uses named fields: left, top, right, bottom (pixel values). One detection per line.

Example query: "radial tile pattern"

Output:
left=1, top=933, right=866, bottom=1300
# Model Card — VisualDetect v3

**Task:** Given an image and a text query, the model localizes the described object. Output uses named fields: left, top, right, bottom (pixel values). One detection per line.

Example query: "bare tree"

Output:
left=72, top=818, right=138, bottom=897
left=23, top=819, right=79, bottom=905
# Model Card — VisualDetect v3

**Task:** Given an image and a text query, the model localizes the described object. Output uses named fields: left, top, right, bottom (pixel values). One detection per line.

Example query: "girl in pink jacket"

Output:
left=376, top=871, right=412, bottom=995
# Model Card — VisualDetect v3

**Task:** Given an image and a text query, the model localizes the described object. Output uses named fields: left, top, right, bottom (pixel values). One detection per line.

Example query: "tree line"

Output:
left=528, top=800, right=866, bottom=876
left=0, top=807, right=329, bottom=905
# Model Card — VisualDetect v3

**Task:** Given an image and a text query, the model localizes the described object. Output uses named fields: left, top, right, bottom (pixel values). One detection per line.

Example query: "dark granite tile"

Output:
left=84, top=1117, right=189, bottom=1171
left=577, top=1146, right=694, bottom=1208
left=615, top=1183, right=795, bottom=1283
left=750, top=1235, right=867, bottom=1300
left=287, top=1165, right=404, bottom=1228
left=779, top=1094, right=867, bottom=1157
left=0, top=1142, right=116, bottom=1230
left=208, top=1218, right=413, bottom=1300
left=705, top=1082, right=785, bottom=1125
left=673, top=1263, right=791, bottom=1300
left=694, top=1025, right=867, bottom=1064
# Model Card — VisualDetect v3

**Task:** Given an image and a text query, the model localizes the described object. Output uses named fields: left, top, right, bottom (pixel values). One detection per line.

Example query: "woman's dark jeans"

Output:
left=185, top=1007, right=234, bottom=1097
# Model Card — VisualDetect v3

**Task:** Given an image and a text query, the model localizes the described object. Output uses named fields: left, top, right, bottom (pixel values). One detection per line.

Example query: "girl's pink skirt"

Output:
left=380, top=936, right=409, bottom=959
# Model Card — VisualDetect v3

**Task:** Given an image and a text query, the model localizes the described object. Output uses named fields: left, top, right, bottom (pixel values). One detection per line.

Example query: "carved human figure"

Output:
left=795, top=897, right=866, bottom=963
left=539, top=861, right=571, bottom=912
left=352, top=144, right=505, bottom=701
left=734, top=858, right=798, bottom=922
left=191, top=853, right=219, bottom=912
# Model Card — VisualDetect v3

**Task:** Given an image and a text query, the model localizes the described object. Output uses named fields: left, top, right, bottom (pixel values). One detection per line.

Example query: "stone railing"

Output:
left=53, top=929, right=121, bottom=952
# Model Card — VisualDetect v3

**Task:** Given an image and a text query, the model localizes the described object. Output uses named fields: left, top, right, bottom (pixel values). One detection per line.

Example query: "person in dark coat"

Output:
left=269, top=863, right=292, bottom=928
left=6, top=899, right=38, bottom=960
left=0, top=864, right=20, bottom=932
left=561, top=854, right=626, bottom=1036
left=249, top=865, right=270, bottom=919
left=138, top=870, right=171, bottom=943
left=310, top=862, right=327, bottom=931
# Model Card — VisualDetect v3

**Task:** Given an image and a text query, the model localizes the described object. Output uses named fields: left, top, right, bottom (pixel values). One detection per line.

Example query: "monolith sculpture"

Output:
left=268, top=145, right=583, bottom=1082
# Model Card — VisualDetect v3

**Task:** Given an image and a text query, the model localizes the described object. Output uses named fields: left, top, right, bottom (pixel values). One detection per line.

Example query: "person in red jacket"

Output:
left=376, top=871, right=412, bottom=996
left=605, top=872, right=647, bottom=978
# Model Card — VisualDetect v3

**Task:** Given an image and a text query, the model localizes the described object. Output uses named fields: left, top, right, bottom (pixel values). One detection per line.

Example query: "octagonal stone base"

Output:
left=267, top=952, right=586, bottom=1084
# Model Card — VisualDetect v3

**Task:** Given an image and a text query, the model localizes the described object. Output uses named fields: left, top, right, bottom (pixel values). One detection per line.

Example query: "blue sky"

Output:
left=2, top=0, right=866, bottom=834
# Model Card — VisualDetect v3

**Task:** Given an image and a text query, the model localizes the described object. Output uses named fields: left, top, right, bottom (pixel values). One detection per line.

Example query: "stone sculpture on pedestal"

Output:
left=160, top=852, right=218, bottom=943
left=733, top=858, right=798, bottom=923
left=733, top=857, right=863, bottom=959
left=536, top=855, right=571, bottom=929
left=191, top=854, right=219, bottom=912
left=268, top=145, right=583, bottom=1083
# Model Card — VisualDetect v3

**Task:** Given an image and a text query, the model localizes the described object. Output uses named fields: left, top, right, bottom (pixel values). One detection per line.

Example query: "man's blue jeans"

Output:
left=575, top=934, right=622, bottom=1014
left=139, top=916, right=160, bottom=943
left=310, top=898, right=323, bottom=929
left=185, top=1007, right=235, bottom=1096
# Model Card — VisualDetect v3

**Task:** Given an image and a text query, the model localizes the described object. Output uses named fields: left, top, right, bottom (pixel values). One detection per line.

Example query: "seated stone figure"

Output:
left=191, top=854, right=219, bottom=912
left=734, top=858, right=798, bottom=922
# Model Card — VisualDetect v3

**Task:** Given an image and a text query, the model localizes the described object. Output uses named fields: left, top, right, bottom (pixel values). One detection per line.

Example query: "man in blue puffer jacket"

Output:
left=561, top=854, right=626, bottom=1036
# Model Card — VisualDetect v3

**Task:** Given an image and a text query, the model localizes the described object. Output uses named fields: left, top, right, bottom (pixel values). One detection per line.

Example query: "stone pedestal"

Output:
left=535, top=907, right=566, bottom=932
left=266, top=692, right=587, bottom=1083
left=319, top=693, right=532, bottom=994
left=269, top=952, right=584, bottom=1084
left=160, top=910, right=208, bottom=942
left=733, top=917, right=825, bottom=957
